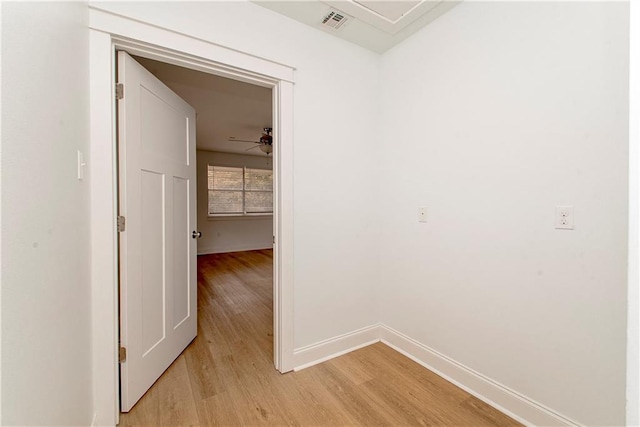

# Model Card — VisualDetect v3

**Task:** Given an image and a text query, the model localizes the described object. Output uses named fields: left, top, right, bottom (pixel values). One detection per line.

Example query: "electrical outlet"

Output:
left=418, top=207, right=427, bottom=223
left=555, top=206, right=574, bottom=230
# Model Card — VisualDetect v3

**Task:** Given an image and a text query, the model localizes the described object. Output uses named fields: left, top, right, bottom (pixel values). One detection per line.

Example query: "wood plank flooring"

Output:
left=119, top=249, right=520, bottom=427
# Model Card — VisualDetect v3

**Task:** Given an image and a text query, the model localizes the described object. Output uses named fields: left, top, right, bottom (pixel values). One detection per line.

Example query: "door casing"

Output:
left=89, top=8, right=295, bottom=426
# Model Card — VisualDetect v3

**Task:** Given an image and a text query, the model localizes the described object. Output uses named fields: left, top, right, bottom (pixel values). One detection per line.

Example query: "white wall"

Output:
left=1, top=2, right=93, bottom=425
left=92, top=1, right=381, bottom=349
left=380, top=2, right=629, bottom=425
left=197, top=150, right=273, bottom=254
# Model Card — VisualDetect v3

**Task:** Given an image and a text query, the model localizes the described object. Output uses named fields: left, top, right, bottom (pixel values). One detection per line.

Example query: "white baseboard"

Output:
left=237, top=321, right=580, bottom=425
left=293, top=324, right=381, bottom=371
left=379, top=325, right=580, bottom=427
left=197, top=243, right=272, bottom=255
left=91, top=410, right=116, bottom=427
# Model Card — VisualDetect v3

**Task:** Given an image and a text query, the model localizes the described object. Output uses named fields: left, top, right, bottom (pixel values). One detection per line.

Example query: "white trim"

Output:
left=89, top=9, right=295, bottom=425
left=197, top=244, right=273, bottom=256
left=293, top=324, right=381, bottom=371
left=89, top=29, right=120, bottom=427
left=0, top=3, right=4, bottom=423
left=628, top=0, right=640, bottom=424
left=273, top=79, right=295, bottom=372
left=89, top=6, right=295, bottom=84
left=379, top=325, right=581, bottom=427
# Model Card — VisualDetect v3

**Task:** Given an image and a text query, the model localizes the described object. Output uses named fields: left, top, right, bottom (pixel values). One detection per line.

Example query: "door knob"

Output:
left=192, top=231, right=202, bottom=239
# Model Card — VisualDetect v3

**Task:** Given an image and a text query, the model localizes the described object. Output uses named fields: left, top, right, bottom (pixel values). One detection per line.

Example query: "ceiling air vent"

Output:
left=320, top=9, right=352, bottom=31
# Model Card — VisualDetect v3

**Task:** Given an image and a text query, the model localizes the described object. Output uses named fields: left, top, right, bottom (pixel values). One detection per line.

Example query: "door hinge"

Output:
left=116, top=83, right=124, bottom=100
left=273, top=235, right=275, bottom=244
left=119, top=346, right=127, bottom=363
left=117, top=216, right=126, bottom=232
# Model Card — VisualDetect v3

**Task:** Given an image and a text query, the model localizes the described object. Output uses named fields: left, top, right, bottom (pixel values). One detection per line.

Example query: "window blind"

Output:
left=208, top=166, right=273, bottom=215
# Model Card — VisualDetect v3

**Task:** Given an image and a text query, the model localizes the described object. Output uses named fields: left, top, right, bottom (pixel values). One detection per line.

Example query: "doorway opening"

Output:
left=134, top=55, right=275, bottom=257
left=117, top=53, right=277, bottom=412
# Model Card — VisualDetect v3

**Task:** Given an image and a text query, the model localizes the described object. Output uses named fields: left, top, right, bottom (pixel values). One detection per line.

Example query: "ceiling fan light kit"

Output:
left=259, top=144, right=273, bottom=154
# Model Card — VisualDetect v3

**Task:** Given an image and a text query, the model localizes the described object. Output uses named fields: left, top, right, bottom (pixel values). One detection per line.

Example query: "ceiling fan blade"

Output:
left=228, top=139, right=260, bottom=144
left=245, top=145, right=261, bottom=151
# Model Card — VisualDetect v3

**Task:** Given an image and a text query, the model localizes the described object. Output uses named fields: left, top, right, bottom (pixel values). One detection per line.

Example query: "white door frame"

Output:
left=89, top=7, right=295, bottom=426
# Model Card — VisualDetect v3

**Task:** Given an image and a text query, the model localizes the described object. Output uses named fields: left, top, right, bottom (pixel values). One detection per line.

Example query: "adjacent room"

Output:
left=133, top=56, right=274, bottom=254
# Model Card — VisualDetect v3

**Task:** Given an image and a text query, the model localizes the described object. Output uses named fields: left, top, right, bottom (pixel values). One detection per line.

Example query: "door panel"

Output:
left=118, top=51, right=197, bottom=412
left=172, top=176, right=190, bottom=328
left=140, top=170, right=165, bottom=354
left=140, top=86, right=190, bottom=164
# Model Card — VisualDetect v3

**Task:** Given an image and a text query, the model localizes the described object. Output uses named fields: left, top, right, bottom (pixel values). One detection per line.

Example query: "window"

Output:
left=208, top=165, right=273, bottom=216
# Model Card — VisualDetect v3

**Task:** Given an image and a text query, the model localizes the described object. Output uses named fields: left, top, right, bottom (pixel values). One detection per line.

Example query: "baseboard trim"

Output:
left=197, top=244, right=272, bottom=256
left=255, top=322, right=580, bottom=425
left=293, top=324, right=381, bottom=371
left=379, top=325, right=580, bottom=427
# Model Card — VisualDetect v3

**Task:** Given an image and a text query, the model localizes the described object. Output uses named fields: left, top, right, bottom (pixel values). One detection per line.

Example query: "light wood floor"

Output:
left=119, top=249, right=520, bottom=427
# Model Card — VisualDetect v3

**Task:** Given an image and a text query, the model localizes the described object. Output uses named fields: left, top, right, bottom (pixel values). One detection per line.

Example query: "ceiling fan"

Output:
left=229, top=127, right=273, bottom=155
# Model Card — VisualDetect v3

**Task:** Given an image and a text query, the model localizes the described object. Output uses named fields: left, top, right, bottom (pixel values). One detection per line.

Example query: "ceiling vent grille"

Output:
left=320, top=10, right=351, bottom=31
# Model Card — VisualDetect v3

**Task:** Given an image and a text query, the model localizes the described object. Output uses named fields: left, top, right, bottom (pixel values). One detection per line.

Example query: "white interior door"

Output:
left=117, top=51, right=197, bottom=412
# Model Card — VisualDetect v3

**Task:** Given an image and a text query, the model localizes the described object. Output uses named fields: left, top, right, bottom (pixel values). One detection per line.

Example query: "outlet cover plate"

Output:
left=418, top=207, right=427, bottom=223
left=555, top=205, right=574, bottom=230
